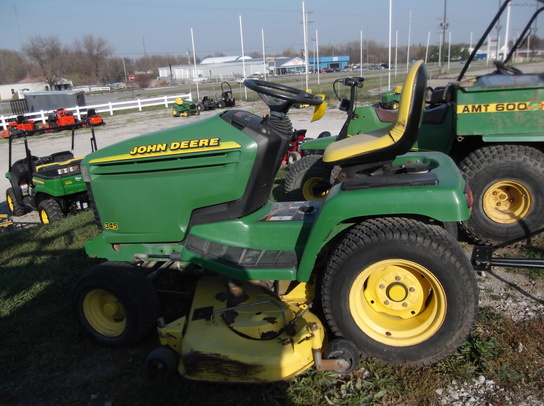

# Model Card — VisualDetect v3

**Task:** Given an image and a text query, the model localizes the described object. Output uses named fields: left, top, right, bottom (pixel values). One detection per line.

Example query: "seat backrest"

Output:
left=323, top=60, right=427, bottom=165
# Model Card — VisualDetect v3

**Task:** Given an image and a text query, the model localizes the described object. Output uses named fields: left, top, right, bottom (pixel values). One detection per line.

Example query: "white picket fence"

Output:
left=0, top=93, right=192, bottom=130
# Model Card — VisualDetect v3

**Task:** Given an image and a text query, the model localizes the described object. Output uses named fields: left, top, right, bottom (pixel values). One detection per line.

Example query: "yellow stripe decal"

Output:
left=36, top=157, right=82, bottom=171
left=89, top=139, right=241, bottom=164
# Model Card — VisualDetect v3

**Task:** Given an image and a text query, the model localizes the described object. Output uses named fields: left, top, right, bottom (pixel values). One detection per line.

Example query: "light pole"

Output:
left=439, top=0, right=449, bottom=73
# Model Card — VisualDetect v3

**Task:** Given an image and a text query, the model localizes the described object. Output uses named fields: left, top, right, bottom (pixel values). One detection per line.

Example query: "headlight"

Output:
left=58, top=165, right=80, bottom=175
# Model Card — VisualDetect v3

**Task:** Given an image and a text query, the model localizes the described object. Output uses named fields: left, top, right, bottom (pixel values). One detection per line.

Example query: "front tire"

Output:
left=459, top=145, right=544, bottom=244
left=72, top=262, right=160, bottom=347
left=38, top=199, right=63, bottom=224
left=6, top=187, right=26, bottom=216
left=284, top=154, right=332, bottom=201
left=321, top=217, right=478, bottom=367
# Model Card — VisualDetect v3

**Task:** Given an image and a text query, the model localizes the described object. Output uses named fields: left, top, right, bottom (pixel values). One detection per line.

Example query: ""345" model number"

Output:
left=104, top=222, right=119, bottom=230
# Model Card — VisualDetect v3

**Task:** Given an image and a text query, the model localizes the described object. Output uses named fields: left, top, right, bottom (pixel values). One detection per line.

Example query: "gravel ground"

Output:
left=1, top=100, right=543, bottom=404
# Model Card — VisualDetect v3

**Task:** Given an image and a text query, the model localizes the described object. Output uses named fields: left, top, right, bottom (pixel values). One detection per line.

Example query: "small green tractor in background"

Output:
left=286, top=0, right=544, bottom=245
left=71, top=61, right=479, bottom=382
left=171, top=97, right=199, bottom=117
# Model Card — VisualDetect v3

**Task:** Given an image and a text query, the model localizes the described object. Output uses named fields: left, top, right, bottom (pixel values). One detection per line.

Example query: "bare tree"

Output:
left=23, top=36, right=67, bottom=90
left=73, top=34, right=113, bottom=85
left=0, top=50, right=30, bottom=85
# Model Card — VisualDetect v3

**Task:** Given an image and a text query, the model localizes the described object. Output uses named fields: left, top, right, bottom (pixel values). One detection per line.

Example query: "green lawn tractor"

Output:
left=5, top=122, right=98, bottom=224
left=380, top=84, right=403, bottom=110
left=171, top=97, right=199, bottom=117
left=72, top=61, right=478, bottom=383
left=286, top=0, right=544, bottom=245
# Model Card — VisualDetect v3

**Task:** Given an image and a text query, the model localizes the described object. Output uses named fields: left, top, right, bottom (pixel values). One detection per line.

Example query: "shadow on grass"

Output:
left=0, top=212, right=294, bottom=406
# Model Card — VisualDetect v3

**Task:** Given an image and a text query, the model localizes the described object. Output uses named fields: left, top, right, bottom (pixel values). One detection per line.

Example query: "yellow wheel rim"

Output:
left=482, top=180, right=531, bottom=224
left=172, top=109, right=178, bottom=116
left=83, top=289, right=127, bottom=337
left=39, top=209, right=49, bottom=224
left=7, top=194, right=14, bottom=212
left=349, top=259, right=447, bottom=347
left=302, top=177, right=329, bottom=200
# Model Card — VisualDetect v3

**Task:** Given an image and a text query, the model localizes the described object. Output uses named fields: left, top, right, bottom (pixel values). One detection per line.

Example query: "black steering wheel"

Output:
left=493, top=60, right=523, bottom=75
left=243, top=79, right=322, bottom=114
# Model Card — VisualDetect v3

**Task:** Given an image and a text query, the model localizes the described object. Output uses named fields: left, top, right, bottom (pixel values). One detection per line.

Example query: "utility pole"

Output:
left=439, top=0, right=449, bottom=73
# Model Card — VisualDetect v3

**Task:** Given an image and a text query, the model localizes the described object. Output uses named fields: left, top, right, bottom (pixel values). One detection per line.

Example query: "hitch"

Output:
left=471, top=245, right=544, bottom=271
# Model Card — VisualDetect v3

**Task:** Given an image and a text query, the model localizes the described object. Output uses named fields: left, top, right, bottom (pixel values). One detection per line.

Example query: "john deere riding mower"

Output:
left=5, top=121, right=98, bottom=224
left=72, top=61, right=478, bottom=382
left=171, top=97, right=199, bottom=117
left=286, top=0, right=544, bottom=245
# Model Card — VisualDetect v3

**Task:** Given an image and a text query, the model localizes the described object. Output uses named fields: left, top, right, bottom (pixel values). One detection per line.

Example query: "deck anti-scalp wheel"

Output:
left=146, top=346, right=179, bottom=376
left=321, top=217, right=478, bottom=366
left=323, top=339, right=360, bottom=374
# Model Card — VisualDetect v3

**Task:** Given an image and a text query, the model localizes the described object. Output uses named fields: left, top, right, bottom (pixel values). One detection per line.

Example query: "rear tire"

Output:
left=459, top=145, right=544, bottom=244
left=284, top=154, right=332, bottom=201
left=72, top=262, right=160, bottom=347
left=6, top=187, right=26, bottom=216
left=38, top=199, right=63, bottom=224
left=321, top=217, right=478, bottom=367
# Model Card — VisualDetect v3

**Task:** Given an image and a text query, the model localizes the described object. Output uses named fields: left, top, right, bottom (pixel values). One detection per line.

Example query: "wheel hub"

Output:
left=349, top=259, right=447, bottom=346
left=7, top=195, right=14, bottom=212
left=302, top=177, right=329, bottom=200
left=40, top=210, right=49, bottom=224
left=103, top=302, right=120, bottom=317
left=365, top=264, right=430, bottom=319
left=483, top=180, right=531, bottom=224
left=83, top=289, right=126, bottom=336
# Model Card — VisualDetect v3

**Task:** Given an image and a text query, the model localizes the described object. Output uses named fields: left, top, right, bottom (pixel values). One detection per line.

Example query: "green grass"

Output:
left=0, top=210, right=543, bottom=405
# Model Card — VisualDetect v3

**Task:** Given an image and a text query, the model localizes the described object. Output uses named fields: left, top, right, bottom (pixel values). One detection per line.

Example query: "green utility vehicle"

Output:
left=286, top=0, right=544, bottom=245
left=72, top=61, right=478, bottom=382
left=5, top=123, right=98, bottom=224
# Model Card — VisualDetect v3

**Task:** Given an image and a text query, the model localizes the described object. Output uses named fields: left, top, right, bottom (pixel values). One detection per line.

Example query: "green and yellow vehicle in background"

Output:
left=286, top=0, right=544, bottom=245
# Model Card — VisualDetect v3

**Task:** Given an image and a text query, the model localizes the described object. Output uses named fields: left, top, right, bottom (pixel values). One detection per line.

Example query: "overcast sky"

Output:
left=0, top=0, right=540, bottom=58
